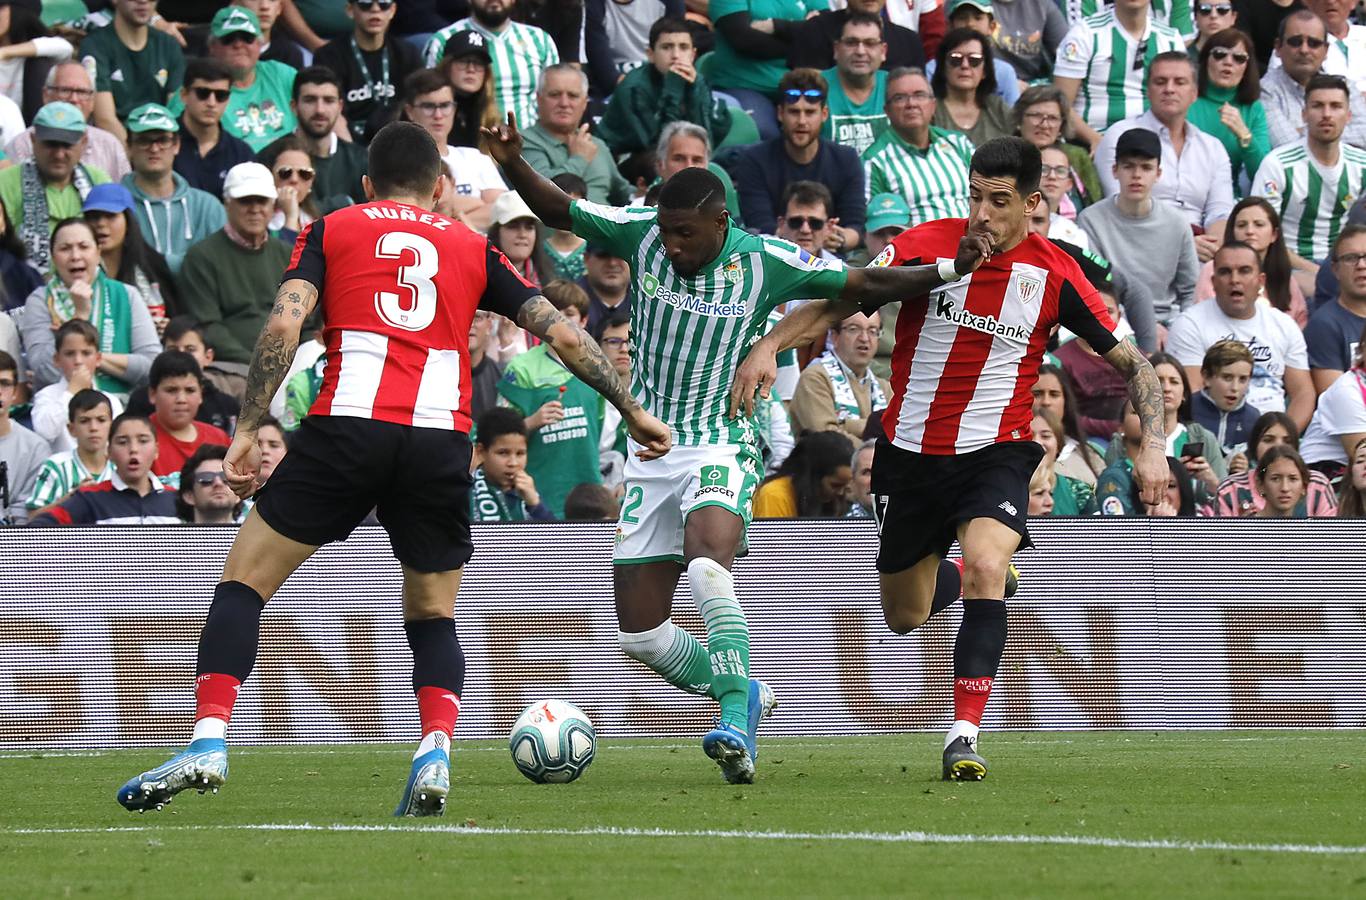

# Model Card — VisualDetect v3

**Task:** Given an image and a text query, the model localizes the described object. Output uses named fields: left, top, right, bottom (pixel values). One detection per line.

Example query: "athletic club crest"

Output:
left=1015, top=274, right=1043, bottom=304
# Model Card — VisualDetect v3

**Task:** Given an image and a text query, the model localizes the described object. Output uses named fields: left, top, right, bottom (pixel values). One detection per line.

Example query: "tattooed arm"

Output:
left=1103, top=340, right=1169, bottom=510
left=223, top=279, right=319, bottom=497
left=517, top=295, right=672, bottom=459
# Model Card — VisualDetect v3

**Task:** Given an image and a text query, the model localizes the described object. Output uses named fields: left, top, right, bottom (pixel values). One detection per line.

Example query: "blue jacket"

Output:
left=1190, top=390, right=1261, bottom=456
left=121, top=172, right=228, bottom=274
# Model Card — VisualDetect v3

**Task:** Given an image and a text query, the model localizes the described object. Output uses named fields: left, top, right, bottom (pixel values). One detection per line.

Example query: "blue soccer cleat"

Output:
left=394, top=747, right=449, bottom=817
left=702, top=722, right=754, bottom=785
left=746, top=678, right=777, bottom=763
left=116, top=738, right=228, bottom=812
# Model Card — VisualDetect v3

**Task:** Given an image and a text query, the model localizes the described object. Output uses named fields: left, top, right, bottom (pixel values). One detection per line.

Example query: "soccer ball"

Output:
left=508, top=699, right=596, bottom=784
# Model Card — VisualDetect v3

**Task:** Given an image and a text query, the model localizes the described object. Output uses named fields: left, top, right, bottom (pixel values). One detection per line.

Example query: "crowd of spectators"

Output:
left=2, top=0, right=1365, bottom=529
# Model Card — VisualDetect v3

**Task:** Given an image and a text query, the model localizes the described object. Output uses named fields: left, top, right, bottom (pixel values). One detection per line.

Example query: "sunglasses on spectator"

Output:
left=785, top=215, right=826, bottom=231
left=1196, top=3, right=1233, bottom=14
left=48, top=85, right=94, bottom=100
left=191, top=86, right=232, bottom=102
left=782, top=88, right=825, bottom=103
left=352, top=0, right=395, bottom=8
left=275, top=166, right=315, bottom=181
left=1282, top=35, right=1327, bottom=50
left=948, top=51, right=985, bottom=68
left=194, top=471, right=230, bottom=486
left=218, top=32, right=256, bottom=46
left=1040, top=164, right=1071, bottom=178
left=131, top=134, right=176, bottom=148
left=1210, top=47, right=1249, bottom=64
left=413, top=100, right=455, bottom=114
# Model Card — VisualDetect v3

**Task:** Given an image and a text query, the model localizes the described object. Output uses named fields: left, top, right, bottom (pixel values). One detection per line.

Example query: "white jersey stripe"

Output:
left=328, top=329, right=388, bottom=419
left=411, top=348, right=462, bottom=430
left=956, top=263, right=1049, bottom=452
left=893, top=262, right=961, bottom=450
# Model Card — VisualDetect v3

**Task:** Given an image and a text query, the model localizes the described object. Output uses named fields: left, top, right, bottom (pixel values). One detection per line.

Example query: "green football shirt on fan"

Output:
left=821, top=68, right=889, bottom=157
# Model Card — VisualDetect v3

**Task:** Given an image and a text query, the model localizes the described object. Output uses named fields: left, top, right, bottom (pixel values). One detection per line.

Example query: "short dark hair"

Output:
left=563, top=483, right=619, bottom=520
left=1147, top=50, right=1196, bottom=82
left=109, top=411, right=155, bottom=441
left=0, top=349, right=15, bottom=381
left=259, top=133, right=311, bottom=170
left=177, top=443, right=230, bottom=521
left=54, top=318, right=100, bottom=352
left=291, top=65, right=342, bottom=103
left=658, top=165, right=726, bottom=213
left=149, top=350, right=204, bottom=390
left=1332, top=224, right=1366, bottom=260
left=542, top=279, right=590, bottom=317
left=163, top=315, right=209, bottom=348
left=1277, top=9, right=1324, bottom=43
left=550, top=172, right=589, bottom=198
left=781, top=180, right=834, bottom=218
left=257, top=413, right=286, bottom=439
left=183, top=57, right=232, bottom=88
left=969, top=136, right=1042, bottom=196
left=1305, top=72, right=1350, bottom=104
left=592, top=306, right=630, bottom=342
left=648, top=16, right=692, bottom=47
left=402, top=67, right=450, bottom=105
left=841, top=10, right=884, bottom=37
left=777, top=68, right=828, bottom=105
left=69, top=388, right=112, bottom=421
left=368, top=120, right=443, bottom=200
left=476, top=406, right=527, bottom=448
left=1215, top=239, right=1263, bottom=271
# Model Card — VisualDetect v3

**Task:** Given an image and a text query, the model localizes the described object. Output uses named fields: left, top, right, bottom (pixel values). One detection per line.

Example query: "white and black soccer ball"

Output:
left=508, top=699, right=596, bottom=784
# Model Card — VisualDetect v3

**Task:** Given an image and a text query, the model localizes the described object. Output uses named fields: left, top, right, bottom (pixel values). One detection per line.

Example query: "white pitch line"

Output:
left=4, top=823, right=1364, bottom=856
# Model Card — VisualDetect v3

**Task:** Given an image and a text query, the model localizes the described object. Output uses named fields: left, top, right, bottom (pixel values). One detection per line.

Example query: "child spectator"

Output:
left=562, top=482, right=619, bottom=520
left=30, top=319, right=126, bottom=452
left=1252, top=445, right=1312, bottom=519
left=470, top=407, right=554, bottom=522
left=146, top=351, right=230, bottom=482
left=1215, top=411, right=1339, bottom=517
left=544, top=173, right=588, bottom=283
left=497, top=280, right=604, bottom=518
left=177, top=444, right=244, bottom=524
left=255, top=414, right=287, bottom=485
left=28, top=412, right=178, bottom=525
left=1190, top=340, right=1260, bottom=460
left=26, top=388, right=116, bottom=512
left=0, top=349, right=50, bottom=523
left=753, top=430, right=855, bottom=518
left=125, top=318, right=241, bottom=434
left=1338, top=437, right=1366, bottom=518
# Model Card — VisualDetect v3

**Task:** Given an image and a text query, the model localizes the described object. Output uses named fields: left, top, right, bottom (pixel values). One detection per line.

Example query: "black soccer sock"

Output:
left=406, top=618, right=465, bottom=739
left=929, top=559, right=963, bottom=619
left=195, top=580, right=266, bottom=682
left=952, top=600, right=1008, bottom=728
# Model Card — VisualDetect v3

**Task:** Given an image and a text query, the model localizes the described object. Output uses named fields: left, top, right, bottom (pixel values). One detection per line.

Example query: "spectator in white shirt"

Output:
left=30, top=318, right=126, bottom=452
left=1262, top=11, right=1366, bottom=151
left=1299, top=321, right=1366, bottom=475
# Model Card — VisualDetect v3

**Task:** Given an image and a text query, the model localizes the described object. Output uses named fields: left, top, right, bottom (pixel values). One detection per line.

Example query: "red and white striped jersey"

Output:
left=283, top=201, right=538, bottom=432
left=874, top=218, right=1118, bottom=455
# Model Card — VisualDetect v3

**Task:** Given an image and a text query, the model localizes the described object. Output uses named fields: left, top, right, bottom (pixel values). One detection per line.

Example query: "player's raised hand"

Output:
left=626, top=409, right=672, bottom=460
left=1132, top=445, right=1169, bottom=512
left=954, top=230, right=995, bottom=277
left=729, top=340, right=779, bottom=419
left=224, top=431, right=262, bottom=500
left=481, top=112, right=524, bottom=167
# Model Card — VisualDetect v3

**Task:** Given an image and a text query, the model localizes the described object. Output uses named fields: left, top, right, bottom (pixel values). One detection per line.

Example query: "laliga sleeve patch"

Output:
left=871, top=244, right=896, bottom=268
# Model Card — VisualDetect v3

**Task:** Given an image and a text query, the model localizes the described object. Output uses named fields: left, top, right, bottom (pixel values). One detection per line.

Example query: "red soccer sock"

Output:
left=195, top=673, right=242, bottom=723
left=416, top=686, right=461, bottom=738
left=953, top=676, right=994, bottom=726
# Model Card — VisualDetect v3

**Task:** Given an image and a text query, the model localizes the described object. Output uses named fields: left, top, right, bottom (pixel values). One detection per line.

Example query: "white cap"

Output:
left=223, top=162, right=278, bottom=201
left=490, top=191, right=538, bottom=226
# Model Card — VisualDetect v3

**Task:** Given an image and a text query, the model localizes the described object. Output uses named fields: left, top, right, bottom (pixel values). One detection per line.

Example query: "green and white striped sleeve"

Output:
left=758, top=237, right=849, bottom=312
left=568, top=200, right=655, bottom=260
left=25, top=458, right=70, bottom=510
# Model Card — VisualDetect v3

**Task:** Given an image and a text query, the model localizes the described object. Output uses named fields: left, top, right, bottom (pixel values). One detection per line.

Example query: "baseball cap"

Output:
left=442, top=30, right=493, bottom=64
left=211, top=6, right=262, bottom=40
left=1115, top=127, right=1162, bottom=161
left=223, top=162, right=278, bottom=200
left=125, top=103, right=180, bottom=134
left=865, top=193, right=912, bottom=233
left=83, top=183, right=136, bottom=215
left=947, top=0, right=993, bottom=16
left=491, top=191, right=538, bottom=226
left=33, top=102, right=87, bottom=144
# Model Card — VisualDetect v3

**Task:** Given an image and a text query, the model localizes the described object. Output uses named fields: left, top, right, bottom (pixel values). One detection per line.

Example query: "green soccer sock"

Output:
left=618, top=620, right=713, bottom=696
left=688, top=557, right=750, bottom=730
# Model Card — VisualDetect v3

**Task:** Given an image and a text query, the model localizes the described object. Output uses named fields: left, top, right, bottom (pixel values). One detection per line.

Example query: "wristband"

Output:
left=937, top=258, right=960, bottom=283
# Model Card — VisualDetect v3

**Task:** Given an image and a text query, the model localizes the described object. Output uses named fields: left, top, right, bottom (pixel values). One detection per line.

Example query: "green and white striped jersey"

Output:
left=25, top=450, right=115, bottom=510
left=1054, top=10, right=1185, bottom=131
left=1065, top=0, right=1194, bottom=41
left=569, top=200, right=849, bottom=449
left=862, top=126, right=974, bottom=225
left=1254, top=141, right=1366, bottom=261
left=422, top=19, right=559, bottom=127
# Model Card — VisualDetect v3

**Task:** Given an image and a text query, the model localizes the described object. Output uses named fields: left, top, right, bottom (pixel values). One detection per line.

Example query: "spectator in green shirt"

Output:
left=81, top=0, right=185, bottom=144
left=1189, top=28, right=1269, bottom=196
left=520, top=63, right=632, bottom=207
left=259, top=66, right=368, bottom=212
left=821, top=11, right=891, bottom=156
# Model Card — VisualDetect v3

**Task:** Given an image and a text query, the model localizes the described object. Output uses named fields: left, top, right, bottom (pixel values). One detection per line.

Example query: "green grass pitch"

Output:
left=3, top=732, right=1364, bottom=898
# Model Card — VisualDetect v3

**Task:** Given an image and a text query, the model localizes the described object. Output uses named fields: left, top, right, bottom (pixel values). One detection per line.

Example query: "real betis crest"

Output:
left=723, top=261, right=742, bottom=284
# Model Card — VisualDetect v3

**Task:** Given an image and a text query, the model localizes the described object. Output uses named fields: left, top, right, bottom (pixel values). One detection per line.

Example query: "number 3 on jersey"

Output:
left=374, top=231, right=439, bottom=331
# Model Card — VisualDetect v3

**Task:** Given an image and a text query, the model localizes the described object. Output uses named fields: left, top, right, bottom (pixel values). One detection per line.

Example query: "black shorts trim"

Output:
left=254, top=415, right=474, bottom=573
left=870, top=438, right=1045, bottom=574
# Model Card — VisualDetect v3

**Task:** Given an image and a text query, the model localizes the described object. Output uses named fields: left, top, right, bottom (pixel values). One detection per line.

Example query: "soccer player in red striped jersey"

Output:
left=115, top=122, right=670, bottom=817
left=732, top=137, right=1169, bottom=781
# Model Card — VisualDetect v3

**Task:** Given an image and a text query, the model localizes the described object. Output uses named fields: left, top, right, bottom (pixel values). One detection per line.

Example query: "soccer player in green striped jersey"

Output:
left=1053, top=0, right=1186, bottom=149
left=1253, top=73, right=1366, bottom=262
left=486, top=113, right=993, bottom=784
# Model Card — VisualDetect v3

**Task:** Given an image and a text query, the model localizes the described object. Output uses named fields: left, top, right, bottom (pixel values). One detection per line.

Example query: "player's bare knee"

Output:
left=960, top=555, right=1010, bottom=598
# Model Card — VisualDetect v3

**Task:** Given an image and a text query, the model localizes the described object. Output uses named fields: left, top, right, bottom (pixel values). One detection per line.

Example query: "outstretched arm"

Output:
left=224, top=279, right=318, bottom=497
left=482, top=114, right=574, bottom=231
left=517, top=296, right=671, bottom=459
left=1103, top=340, right=1168, bottom=510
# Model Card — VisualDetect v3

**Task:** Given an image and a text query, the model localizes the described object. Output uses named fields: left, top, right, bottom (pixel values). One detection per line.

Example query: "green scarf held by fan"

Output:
left=45, top=272, right=134, bottom=395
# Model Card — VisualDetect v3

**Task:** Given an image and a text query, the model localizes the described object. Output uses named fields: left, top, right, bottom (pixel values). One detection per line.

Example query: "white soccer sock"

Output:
left=619, top=620, right=711, bottom=695
left=192, top=717, right=227, bottom=742
left=946, top=720, right=980, bottom=749
left=414, top=730, right=448, bottom=760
